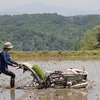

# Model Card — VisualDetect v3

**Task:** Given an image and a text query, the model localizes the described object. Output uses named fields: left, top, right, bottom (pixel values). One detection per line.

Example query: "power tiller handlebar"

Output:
left=16, top=64, right=28, bottom=73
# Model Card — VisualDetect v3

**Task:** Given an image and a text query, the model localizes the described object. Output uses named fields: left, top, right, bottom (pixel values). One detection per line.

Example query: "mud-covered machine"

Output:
left=17, top=62, right=88, bottom=89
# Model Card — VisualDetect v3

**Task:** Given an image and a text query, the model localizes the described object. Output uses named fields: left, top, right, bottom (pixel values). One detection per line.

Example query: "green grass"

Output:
left=8, top=50, right=100, bottom=61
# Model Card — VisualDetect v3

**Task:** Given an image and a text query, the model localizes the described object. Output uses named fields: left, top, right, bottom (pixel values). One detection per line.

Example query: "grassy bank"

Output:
left=9, top=50, right=100, bottom=61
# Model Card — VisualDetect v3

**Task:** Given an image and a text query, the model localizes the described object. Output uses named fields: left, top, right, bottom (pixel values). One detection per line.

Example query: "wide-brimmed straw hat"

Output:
left=4, top=42, right=13, bottom=48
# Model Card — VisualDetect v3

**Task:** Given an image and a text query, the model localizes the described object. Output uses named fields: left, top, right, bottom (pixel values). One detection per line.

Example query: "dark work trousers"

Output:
left=3, top=71, right=15, bottom=88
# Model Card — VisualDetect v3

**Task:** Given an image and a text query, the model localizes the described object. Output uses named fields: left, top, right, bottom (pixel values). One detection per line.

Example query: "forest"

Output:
left=0, top=13, right=100, bottom=51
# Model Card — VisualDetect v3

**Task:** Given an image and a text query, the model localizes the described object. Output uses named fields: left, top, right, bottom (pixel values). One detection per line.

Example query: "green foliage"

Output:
left=0, top=14, right=100, bottom=51
left=81, top=25, right=100, bottom=50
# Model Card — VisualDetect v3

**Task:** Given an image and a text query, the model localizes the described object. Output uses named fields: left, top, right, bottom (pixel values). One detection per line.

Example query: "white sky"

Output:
left=36, top=0, right=100, bottom=8
left=0, top=0, right=100, bottom=10
left=0, top=0, right=33, bottom=9
left=0, top=0, right=100, bottom=15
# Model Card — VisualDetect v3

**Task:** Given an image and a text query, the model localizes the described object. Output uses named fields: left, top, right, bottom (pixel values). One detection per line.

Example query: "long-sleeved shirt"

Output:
left=0, top=49, right=18, bottom=73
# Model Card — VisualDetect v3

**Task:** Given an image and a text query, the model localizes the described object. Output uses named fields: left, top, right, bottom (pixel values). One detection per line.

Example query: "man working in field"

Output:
left=0, top=42, right=18, bottom=88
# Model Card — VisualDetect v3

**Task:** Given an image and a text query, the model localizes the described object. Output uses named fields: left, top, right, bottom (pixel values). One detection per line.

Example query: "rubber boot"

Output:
left=10, top=78, right=15, bottom=88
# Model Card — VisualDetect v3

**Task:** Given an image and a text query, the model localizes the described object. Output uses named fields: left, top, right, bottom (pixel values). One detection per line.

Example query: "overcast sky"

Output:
left=0, top=0, right=100, bottom=16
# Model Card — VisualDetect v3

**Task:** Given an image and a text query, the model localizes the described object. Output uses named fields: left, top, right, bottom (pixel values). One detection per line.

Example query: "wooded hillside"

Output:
left=0, top=13, right=100, bottom=51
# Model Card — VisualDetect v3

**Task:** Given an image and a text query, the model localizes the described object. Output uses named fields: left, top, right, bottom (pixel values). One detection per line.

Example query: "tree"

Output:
left=96, top=26, right=100, bottom=47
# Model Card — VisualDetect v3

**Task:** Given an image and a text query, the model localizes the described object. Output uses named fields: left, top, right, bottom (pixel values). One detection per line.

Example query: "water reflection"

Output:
left=32, top=88, right=88, bottom=100
left=10, top=88, right=15, bottom=100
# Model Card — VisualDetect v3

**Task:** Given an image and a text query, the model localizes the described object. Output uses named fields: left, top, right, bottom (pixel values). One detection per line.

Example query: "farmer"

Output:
left=0, top=42, right=18, bottom=88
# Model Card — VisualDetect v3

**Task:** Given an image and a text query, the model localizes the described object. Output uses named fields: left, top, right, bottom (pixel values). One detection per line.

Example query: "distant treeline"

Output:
left=0, top=13, right=100, bottom=51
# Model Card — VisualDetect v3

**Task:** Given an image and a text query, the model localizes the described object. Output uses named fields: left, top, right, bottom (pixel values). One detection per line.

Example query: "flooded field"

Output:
left=0, top=60, right=100, bottom=100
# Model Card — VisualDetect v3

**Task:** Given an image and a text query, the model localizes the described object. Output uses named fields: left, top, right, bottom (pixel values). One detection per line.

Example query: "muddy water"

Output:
left=0, top=60, right=100, bottom=100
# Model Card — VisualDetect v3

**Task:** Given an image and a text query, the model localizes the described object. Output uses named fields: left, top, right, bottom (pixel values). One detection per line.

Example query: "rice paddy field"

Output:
left=9, top=50, right=100, bottom=61
left=0, top=51, right=100, bottom=100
